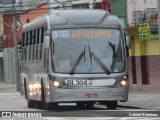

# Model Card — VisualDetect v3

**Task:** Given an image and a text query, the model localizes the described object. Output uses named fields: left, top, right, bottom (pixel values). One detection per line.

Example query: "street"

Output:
left=1, top=88, right=160, bottom=120
left=0, top=88, right=131, bottom=112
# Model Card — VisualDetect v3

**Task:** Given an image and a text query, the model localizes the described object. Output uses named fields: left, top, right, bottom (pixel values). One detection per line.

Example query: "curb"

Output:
left=118, top=105, right=142, bottom=109
left=0, top=83, right=16, bottom=91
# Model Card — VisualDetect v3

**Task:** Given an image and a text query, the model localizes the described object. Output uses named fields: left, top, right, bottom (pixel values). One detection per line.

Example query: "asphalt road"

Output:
left=0, top=89, right=160, bottom=120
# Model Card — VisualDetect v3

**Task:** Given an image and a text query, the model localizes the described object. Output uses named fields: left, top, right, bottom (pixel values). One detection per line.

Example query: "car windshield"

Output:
left=51, top=29, right=125, bottom=74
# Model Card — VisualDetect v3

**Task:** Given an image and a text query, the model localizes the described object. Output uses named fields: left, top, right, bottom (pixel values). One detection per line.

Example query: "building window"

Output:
left=93, top=2, right=101, bottom=9
left=72, top=3, right=89, bottom=9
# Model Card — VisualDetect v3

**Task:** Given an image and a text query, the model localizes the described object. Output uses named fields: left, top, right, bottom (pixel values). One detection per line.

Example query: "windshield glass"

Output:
left=51, top=29, right=125, bottom=74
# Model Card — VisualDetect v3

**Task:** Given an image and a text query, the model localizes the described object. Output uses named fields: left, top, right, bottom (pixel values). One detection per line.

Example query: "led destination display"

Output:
left=53, top=30, right=111, bottom=38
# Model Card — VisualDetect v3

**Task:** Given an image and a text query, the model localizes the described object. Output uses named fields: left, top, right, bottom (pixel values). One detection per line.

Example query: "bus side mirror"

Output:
left=126, top=36, right=131, bottom=49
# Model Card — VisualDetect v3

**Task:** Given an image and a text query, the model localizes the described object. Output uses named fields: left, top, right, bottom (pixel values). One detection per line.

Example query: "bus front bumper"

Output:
left=50, top=87, right=128, bottom=103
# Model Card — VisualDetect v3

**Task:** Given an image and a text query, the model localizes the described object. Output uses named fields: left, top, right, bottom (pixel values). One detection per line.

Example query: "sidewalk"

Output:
left=118, top=91, right=160, bottom=110
left=0, top=82, right=160, bottom=110
left=0, top=81, right=16, bottom=91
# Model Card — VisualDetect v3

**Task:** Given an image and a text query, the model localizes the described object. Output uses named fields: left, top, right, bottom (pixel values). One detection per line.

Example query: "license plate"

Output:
left=85, top=93, right=98, bottom=98
left=65, top=79, right=93, bottom=86
left=65, top=79, right=115, bottom=87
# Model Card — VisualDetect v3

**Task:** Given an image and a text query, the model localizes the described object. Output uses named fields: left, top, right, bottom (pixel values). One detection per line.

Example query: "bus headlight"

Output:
left=28, top=85, right=33, bottom=90
left=120, top=80, right=127, bottom=86
left=53, top=80, right=60, bottom=87
left=116, top=76, right=128, bottom=87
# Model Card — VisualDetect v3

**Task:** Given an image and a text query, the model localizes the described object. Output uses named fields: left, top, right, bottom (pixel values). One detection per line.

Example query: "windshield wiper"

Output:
left=108, top=42, right=116, bottom=58
left=88, top=45, right=110, bottom=75
left=70, top=45, right=86, bottom=75
left=88, top=45, right=92, bottom=64
left=84, top=43, right=86, bottom=62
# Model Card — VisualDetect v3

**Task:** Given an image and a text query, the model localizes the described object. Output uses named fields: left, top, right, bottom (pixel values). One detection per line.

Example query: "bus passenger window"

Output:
left=30, top=30, right=33, bottom=45
left=28, top=31, right=30, bottom=61
left=22, top=33, right=25, bottom=47
left=37, top=28, right=40, bottom=44
left=41, top=27, right=44, bottom=43
left=21, top=33, right=25, bottom=61
left=25, top=32, right=29, bottom=61
left=29, top=30, right=33, bottom=61
left=36, top=28, right=40, bottom=60
left=40, top=27, right=44, bottom=59
left=33, top=29, right=36, bottom=61
left=33, top=29, right=36, bottom=45
left=26, top=32, right=28, bottom=46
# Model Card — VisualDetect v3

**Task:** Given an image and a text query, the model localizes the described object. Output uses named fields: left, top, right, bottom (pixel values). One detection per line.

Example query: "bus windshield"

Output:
left=51, top=29, right=125, bottom=74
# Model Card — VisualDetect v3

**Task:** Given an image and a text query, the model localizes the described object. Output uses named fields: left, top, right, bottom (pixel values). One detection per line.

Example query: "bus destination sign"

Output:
left=53, top=30, right=111, bottom=38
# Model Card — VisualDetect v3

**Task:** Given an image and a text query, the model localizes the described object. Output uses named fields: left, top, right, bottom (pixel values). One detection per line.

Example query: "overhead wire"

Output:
left=0, top=0, right=128, bottom=13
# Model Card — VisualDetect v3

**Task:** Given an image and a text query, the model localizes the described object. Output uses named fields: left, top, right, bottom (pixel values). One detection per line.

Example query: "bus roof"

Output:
left=23, top=9, right=122, bottom=30
left=49, top=9, right=122, bottom=29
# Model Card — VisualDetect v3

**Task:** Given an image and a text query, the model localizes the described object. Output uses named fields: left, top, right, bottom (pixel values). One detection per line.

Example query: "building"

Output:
left=125, top=0, right=160, bottom=90
left=158, top=0, right=160, bottom=38
left=0, top=0, right=48, bottom=48
left=1, top=0, right=159, bottom=90
left=127, top=0, right=157, bottom=26
left=1, top=0, right=128, bottom=48
left=49, top=0, right=127, bottom=25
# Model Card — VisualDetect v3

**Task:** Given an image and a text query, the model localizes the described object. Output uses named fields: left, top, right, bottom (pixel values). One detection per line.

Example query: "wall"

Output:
left=0, top=14, right=3, bottom=36
left=2, top=14, right=20, bottom=48
left=126, top=27, right=160, bottom=90
left=158, top=0, right=160, bottom=38
left=0, top=14, right=3, bottom=49
left=2, top=3, right=48, bottom=48
left=112, top=0, right=127, bottom=24
left=21, top=3, right=48, bottom=25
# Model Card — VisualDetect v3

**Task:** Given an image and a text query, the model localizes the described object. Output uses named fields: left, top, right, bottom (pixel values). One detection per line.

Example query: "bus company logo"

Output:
left=2, top=112, right=11, bottom=117
left=86, top=64, right=93, bottom=71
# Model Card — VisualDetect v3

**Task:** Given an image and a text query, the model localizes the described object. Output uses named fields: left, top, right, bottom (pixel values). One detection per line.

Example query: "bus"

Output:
left=20, top=9, right=130, bottom=110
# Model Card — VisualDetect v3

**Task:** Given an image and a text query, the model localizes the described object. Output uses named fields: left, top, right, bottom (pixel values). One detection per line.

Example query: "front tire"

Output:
left=86, top=102, right=94, bottom=109
left=76, top=102, right=85, bottom=109
left=27, top=99, right=35, bottom=108
left=24, top=80, right=27, bottom=99
left=106, top=101, right=117, bottom=109
left=41, top=80, right=58, bottom=110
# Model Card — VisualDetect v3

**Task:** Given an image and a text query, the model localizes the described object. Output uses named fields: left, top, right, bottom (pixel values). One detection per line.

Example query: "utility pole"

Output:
left=12, top=0, right=20, bottom=91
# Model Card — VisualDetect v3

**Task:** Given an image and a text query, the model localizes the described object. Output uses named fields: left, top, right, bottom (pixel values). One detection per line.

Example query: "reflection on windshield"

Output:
left=88, top=45, right=110, bottom=75
left=70, top=44, right=110, bottom=75
left=70, top=44, right=86, bottom=75
left=51, top=29, right=125, bottom=74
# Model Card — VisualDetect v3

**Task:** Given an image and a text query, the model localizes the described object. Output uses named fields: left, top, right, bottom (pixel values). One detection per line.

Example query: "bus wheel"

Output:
left=24, top=80, right=27, bottom=99
left=44, top=102, right=52, bottom=110
left=27, top=99, right=35, bottom=108
left=106, top=101, right=117, bottom=110
left=41, top=80, right=53, bottom=110
left=51, top=103, right=58, bottom=110
left=76, top=102, right=85, bottom=109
